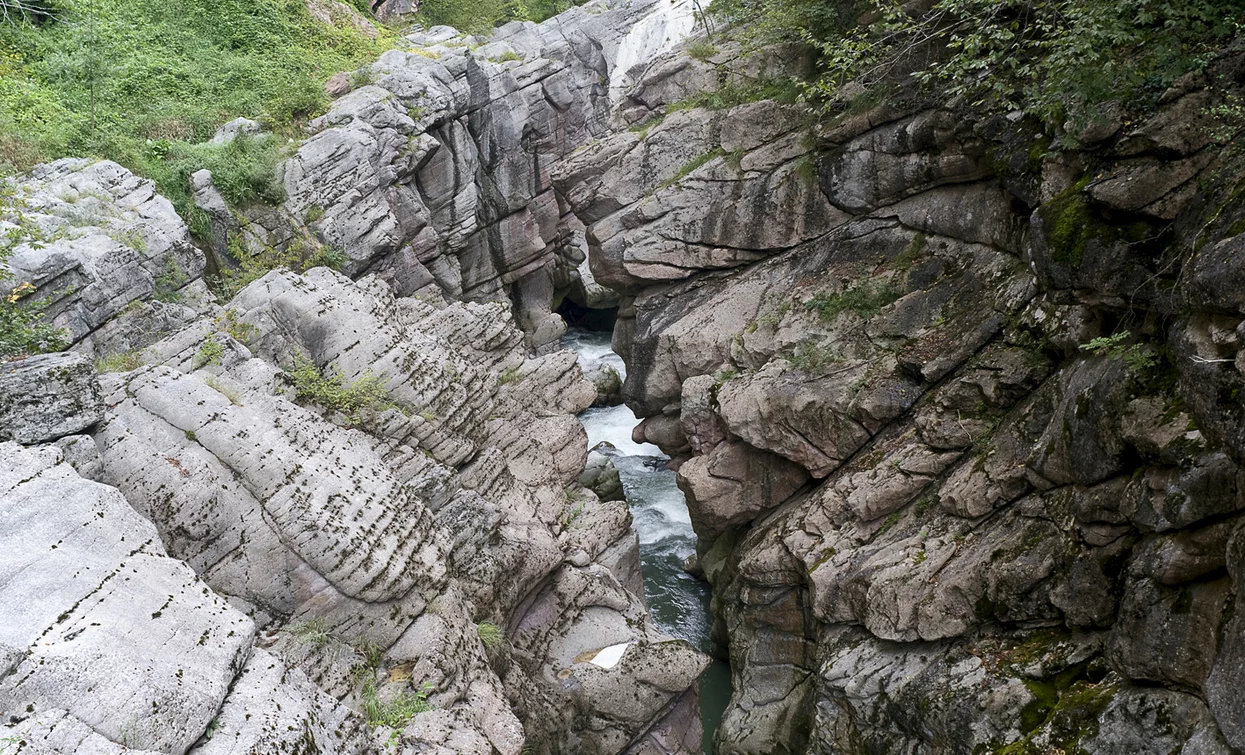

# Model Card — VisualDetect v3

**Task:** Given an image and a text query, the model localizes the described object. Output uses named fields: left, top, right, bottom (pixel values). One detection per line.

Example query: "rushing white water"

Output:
left=607, top=0, right=701, bottom=100
left=564, top=327, right=731, bottom=754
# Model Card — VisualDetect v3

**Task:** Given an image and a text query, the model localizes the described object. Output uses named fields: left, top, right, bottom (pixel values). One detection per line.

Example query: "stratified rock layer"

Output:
left=554, top=32, right=1245, bottom=755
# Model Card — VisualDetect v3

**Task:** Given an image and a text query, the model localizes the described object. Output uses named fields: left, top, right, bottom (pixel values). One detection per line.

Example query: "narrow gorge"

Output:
left=2, top=0, right=1245, bottom=754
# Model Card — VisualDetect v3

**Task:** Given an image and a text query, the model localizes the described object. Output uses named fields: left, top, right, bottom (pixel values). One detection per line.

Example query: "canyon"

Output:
left=2, top=1, right=1245, bottom=754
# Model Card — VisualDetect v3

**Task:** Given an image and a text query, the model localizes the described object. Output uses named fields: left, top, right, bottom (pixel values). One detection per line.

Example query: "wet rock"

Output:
left=579, top=450, right=624, bottom=502
left=585, top=361, right=624, bottom=406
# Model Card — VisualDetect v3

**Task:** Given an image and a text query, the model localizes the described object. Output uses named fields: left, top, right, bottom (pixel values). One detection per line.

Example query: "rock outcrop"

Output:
left=552, top=29, right=1245, bottom=755
left=0, top=3, right=714, bottom=753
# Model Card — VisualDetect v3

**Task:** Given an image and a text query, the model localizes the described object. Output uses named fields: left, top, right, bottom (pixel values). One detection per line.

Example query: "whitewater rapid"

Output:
left=562, top=327, right=731, bottom=754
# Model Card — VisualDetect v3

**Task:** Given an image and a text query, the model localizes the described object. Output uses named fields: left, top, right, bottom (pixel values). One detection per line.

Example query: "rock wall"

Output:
left=193, top=0, right=697, bottom=350
left=552, top=31, right=1245, bottom=755
left=0, top=3, right=716, bottom=754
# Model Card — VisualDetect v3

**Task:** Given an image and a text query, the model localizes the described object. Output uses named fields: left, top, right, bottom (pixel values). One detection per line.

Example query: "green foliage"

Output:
left=497, top=366, right=523, bottom=385
left=0, top=0, right=395, bottom=192
left=95, top=349, right=143, bottom=372
left=667, top=78, right=803, bottom=114
left=287, top=356, right=395, bottom=420
left=289, top=619, right=332, bottom=650
left=216, top=309, right=257, bottom=345
left=660, top=147, right=726, bottom=189
left=1079, top=330, right=1157, bottom=373
left=363, top=680, right=433, bottom=728
left=152, top=257, right=186, bottom=303
left=686, top=40, right=718, bottom=61
left=0, top=186, right=69, bottom=359
left=195, top=335, right=224, bottom=368
left=213, top=236, right=349, bottom=300
left=712, top=0, right=1241, bottom=133
left=416, top=0, right=583, bottom=34
left=787, top=340, right=838, bottom=371
left=805, top=281, right=901, bottom=323
left=476, top=622, right=504, bottom=650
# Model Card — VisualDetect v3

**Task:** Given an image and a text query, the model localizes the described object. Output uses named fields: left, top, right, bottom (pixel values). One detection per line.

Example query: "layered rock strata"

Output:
left=553, top=32, right=1245, bottom=755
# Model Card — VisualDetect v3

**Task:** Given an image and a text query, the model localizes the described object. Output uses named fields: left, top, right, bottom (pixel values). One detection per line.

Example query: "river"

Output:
left=562, top=327, right=732, bottom=755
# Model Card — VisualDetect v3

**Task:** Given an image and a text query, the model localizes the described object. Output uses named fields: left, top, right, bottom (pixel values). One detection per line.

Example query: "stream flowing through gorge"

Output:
left=563, top=327, right=733, bottom=754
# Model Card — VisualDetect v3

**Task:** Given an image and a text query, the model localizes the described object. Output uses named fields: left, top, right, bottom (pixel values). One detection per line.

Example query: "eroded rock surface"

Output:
left=553, top=31, right=1245, bottom=755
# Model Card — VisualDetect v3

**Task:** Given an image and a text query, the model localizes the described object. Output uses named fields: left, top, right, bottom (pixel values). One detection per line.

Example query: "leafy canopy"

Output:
left=709, top=0, right=1242, bottom=131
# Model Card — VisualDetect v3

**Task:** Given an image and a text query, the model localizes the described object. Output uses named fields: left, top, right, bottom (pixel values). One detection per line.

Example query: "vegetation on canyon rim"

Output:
left=1, top=0, right=1241, bottom=359
left=711, top=0, right=1243, bottom=137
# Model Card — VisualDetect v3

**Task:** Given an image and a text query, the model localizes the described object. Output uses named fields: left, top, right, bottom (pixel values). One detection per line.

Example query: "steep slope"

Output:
left=0, top=2, right=712, bottom=754
left=552, top=29, right=1245, bottom=755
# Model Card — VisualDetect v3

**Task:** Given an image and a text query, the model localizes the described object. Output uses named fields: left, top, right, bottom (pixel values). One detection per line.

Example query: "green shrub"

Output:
left=0, top=184, right=69, bottom=359
left=152, top=257, right=187, bottom=303
left=216, top=309, right=257, bottom=345
left=686, top=40, right=718, bottom=61
left=805, top=281, right=901, bottom=323
left=476, top=622, right=504, bottom=650
left=195, top=335, right=224, bottom=367
left=287, top=356, right=395, bottom=420
left=711, top=0, right=1240, bottom=134
left=416, top=0, right=584, bottom=34
left=362, top=680, right=432, bottom=728
left=0, top=0, right=395, bottom=196
left=213, top=236, right=349, bottom=300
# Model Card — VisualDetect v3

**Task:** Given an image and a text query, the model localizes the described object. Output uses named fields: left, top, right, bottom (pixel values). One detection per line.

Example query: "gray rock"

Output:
left=0, top=442, right=255, bottom=754
left=0, top=353, right=102, bottom=444
left=1, top=159, right=208, bottom=350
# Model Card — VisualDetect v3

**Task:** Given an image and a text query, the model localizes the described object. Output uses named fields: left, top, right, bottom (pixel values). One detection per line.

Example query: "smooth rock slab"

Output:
left=0, top=442, right=255, bottom=755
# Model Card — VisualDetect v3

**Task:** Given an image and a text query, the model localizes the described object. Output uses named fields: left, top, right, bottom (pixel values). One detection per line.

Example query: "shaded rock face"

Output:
left=0, top=353, right=102, bottom=444
left=553, top=33, right=1245, bottom=755
left=190, top=0, right=698, bottom=350
left=0, top=5, right=714, bottom=754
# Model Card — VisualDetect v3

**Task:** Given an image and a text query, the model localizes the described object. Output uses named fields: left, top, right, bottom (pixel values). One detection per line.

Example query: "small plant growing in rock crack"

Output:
left=787, top=340, right=839, bottom=371
left=289, top=619, right=333, bottom=650
left=216, top=309, right=257, bottom=345
left=805, top=281, right=901, bottom=323
left=659, top=148, right=726, bottom=190
left=497, top=366, right=524, bottom=386
left=286, top=356, right=395, bottom=421
left=1078, top=331, right=1157, bottom=373
left=95, top=350, right=144, bottom=373
left=686, top=40, right=719, bottom=60
left=204, top=376, right=243, bottom=406
left=152, top=258, right=187, bottom=304
left=211, top=235, right=350, bottom=300
left=195, top=336, right=224, bottom=368
left=476, top=622, right=504, bottom=650
left=303, top=205, right=325, bottom=223
left=363, top=680, right=432, bottom=728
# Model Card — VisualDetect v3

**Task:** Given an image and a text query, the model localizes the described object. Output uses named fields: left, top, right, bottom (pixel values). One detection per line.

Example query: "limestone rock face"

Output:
left=1, top=159, right=209, bottom=352
left=220, top=0, right=699, bottom=348
left=552, top=32, right=1245, bottom=755
left=6, top=262, right=703, bottom=754
left=0, top=442, right=374, bottom=755
left=0, top=353, right=102, bottom=444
